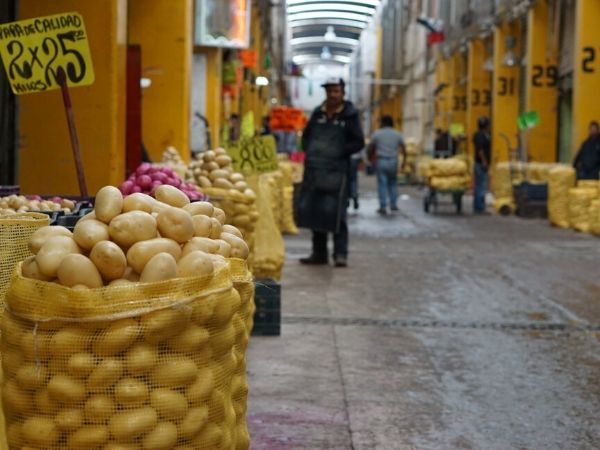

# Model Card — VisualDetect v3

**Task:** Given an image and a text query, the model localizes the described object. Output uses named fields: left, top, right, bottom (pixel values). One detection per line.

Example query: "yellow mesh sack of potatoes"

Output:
left=228, top=258, right=255, bottom=449
left=416, top=156, right=433, bottom=180
left=0, top=213, right=49, bottom=305
left=267, top=172, right=283, bottom=231
left=203, top=187, right=258, bottom=269
left=249, top=174, right=285, bottom=280
left=429, top=158, right=468, bottom=177
left=429, top=176, right=470, bottom=190
left=589, top=200, right=600, bottom=235
left=525, top=162, right=554, bottom=183
left=1, top=261, right=250, bottom=450
left=568, top=187, right=596, bottom=232
left=278, top=162, right=299, bottom=235
left=548, top=165, right=576, bottom=228
left=576, top=179, right=599, bottom=192
left=491, top=162, right=522, bottom=200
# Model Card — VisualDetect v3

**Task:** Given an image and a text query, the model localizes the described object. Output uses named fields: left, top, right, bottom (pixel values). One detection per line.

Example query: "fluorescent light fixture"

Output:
left=256, top=76, right=269, bottom=86
left=320, top=46, right=332, bottom=60
left=140, top=78, right=152, bottom=88
left=324, top=26, right=336, bottom=41
left=502, top=36, right=518, bottom=67
left=483, top=57, right=494, bottom=72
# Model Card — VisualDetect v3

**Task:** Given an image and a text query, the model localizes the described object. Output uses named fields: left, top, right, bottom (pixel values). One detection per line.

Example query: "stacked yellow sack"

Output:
left=576, top=179, right=599, bottom=191
left=249, top=173, right=285, bottom=280
left=526, top=162, right=554, bottom=183
left=278, top=161, right=299, bottom=234
left=589, top=199, right=600, bottom=235
left=491, top=162, right=520, bottom=213
left=399, top=137, right=420, bottom=177
left=416, top=156, right=433, bottom=181
left=428, top=157, right=470, bottom=189
left=267, top=171, right=283, bottom=230
left=568, top=186, right=596, bottom=232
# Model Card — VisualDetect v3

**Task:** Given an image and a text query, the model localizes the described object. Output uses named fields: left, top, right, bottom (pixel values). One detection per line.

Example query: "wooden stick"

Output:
left=56, top=67, right=88, bottom=197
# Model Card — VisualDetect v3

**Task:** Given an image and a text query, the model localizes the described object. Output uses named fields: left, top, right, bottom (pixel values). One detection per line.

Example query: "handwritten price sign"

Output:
left=227, top=135, right=278, bottom=174
left=0, top=12, right=94, bottom=95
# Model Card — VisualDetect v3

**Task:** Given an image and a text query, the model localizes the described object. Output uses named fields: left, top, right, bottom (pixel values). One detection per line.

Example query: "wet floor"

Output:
left=246, top=175, right=600, bottom=450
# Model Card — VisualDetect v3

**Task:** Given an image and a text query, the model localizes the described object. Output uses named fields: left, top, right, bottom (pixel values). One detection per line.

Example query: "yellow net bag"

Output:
left=267, top=172, right=283, bottom=231
left=278, top=162, right=299, bottom=235
left=548, top=165, right=576, bottom=228
left=589, top=200, right=600, bottom=235
left=429, top=158, right=468, bottom=177
left=249, top=174, right=285, bottom=280
left=429, top=176, right=470, bottom=190
left=416, top=156, right=433, bottom=181
left=0, top=213, right=49, bottom=305
left=577, top=179, right=599, bottom=191
left=568, top=187, right=596, bottom=232
left=1, top=261, right=249, bottom=450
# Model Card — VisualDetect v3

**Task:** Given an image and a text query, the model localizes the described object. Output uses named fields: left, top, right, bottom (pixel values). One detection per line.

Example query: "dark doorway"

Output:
left=0, top=0, right=17, bottom=184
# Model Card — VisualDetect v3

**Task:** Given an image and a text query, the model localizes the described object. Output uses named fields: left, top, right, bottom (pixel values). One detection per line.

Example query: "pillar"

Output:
left=449, top=52, right=467, bottom=142
left=573, top=0, right=600, bottom=157
left=434, top=56, right=450, bottom=131
left=200, top=48, right=222, bottom=149
left=18, top=0, right=127, bottom=196
left=467, top=39, right=492, bottom=162
left=492, top=20, right=522, bottom=163
left=129, top=0, right=192, bottom=161
left=525, top=0, right=558, bottom=162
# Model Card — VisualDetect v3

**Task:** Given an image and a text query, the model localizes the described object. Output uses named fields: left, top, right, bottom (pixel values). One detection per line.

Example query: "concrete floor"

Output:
left=246, top=175, right=600, bottom=450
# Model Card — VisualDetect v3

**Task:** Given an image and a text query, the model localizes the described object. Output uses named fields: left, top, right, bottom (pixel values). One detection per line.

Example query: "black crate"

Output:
left=252, top=278, right=281, bottom=336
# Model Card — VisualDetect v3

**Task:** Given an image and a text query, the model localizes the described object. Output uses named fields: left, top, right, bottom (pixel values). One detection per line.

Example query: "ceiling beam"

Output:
left=287, top=11, right=371, bottom=23
left=288, top=3, right=375, bottom=16
left=292, top=54, right=351, bottom=65
left=290, top=36, right=359, bottom=48
left=288, top=18, right=367, bottom=32
left=287, top=0, right=379, bottom=7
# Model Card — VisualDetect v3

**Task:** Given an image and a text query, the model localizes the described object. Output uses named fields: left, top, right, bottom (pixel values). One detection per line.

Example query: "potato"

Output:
left=114, top=378, right=149, bottom=406
left=80, top=211, right=98, bottom=223
left=36, top=235, right=81, bottom=277
left=87, top=358, right=123, bottom=390
left=125, top=342, right=158, bottom=374
left=109, top=408, right=158, bottom=441
left=140, top=308, right=190, bottom=344
left=213, top=178, right=234, bottom=190
left=150, top=199, right=172, bottom=214
left=222, top=224, right=243, bottom=239
left=155, top=184, right=190, bottom=208
left=123, top=192, right=155, bottom=213
left=166, top=324, right=209, bottom=354
left=156, top=207, right=194, bottom=243
left=55, top=408, right=84, bottom=431
left=220, top=232, right=249, bottom=259
left=204, top=150, right=216, bottom=161
left=140, top=252, right=177, bottom=283
left=182, top=237, right=219, bottom=256
left=48, top=374, right=86, bottom=404
left=150, top=356, right=197, bottom=387
left=213, top=239, right=232, bottom=257
left=6, top=422, right=21, bottom=443
left=179, top=406, right=209, bottom=439
left=21, top=416, right=59, bottom=447
left=73, top=219, right=110, bottom=251
left=50, top=326, right=90, bottom=355
left=28, top=225, right=72, bottom=254
left=208, top=169, right=229, bottom=180
left=190, top=214, right=212, bottom=237
left=123, top=266, right=141, bottom=282
left=67, top=352, right=96, bottom=378
left=3, top=346, right=24, bottom=374
left=208, top=217, right=222, bottom=239
left=142, top=422, right=178, bottom=450
left=103, top=444, right=141, bottom=450
left=92, top=319, right=141, bottom=356
left=3, top=379, right=32, bottom=414
left=109, top=278, right=134, bottom=286
left=150, top=389, right=188, bottom=419
left=212, top=207, right=226, bottom=225
left=127, top=238, right=182, bottom=273
left=109, top=211, right=157, bottom=248
left=215, top=154, right=232, bottom=167
left=197, top=175, right=212, bottom=188
left=68, top=425, right=109, bottom=448
left=183, top=201, right=214, bottom=216
left=232, top=214, right=251, bottom=228
left=234, top=180, right=248, bottom=192
left=57, top=254, right=104, bottom=288
left=90, top=240, right=127, bottom=281
left=185, top=368, right=214, bottom=404
left=95, top=186, right=124, bottom=223
left=16, top=363, right=48, bottom=390
left=20, top=255, right=52, bottom=282
left=84, top=395, right=115, bottom=422
left=176, top=250, right=214, bottom=278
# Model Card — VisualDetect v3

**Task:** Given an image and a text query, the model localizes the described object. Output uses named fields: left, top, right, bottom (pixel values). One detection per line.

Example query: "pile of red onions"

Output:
left=120, top=164, right=205, bottom=201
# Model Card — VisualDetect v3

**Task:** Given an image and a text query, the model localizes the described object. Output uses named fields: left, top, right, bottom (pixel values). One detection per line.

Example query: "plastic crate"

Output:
left=252, top=278, right=281, bottom=336
left=0, top=185, right=19, bottom=196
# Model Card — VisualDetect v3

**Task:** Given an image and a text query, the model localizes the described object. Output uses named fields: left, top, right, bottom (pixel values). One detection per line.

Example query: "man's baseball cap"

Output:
left=321, top=77, right=345, bottom=88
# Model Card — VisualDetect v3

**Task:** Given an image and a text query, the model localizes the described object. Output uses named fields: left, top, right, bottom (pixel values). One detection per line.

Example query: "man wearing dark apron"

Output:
left=297, top=78, right=365, bottom=267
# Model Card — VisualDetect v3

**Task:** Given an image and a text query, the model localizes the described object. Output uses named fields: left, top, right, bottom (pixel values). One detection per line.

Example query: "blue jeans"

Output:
left=474, top=163, right=488, bottom=212
left=376, top=157, right=398, bottom=209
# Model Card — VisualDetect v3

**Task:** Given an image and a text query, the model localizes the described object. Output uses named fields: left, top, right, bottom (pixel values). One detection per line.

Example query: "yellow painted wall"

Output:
left=198, top=47, right=222, bottom=148
left=129, top=0, right=192, bottom=161
left=449, top=52, right=467, bottom=137
left=525, top=0, right=558, bottom=162
left=467, top=39, right=492, bottom=162
left=573, top=0, right=600, bottom=156
left=18, top=0, right=127, bottom=196
left=492, top=20, right=522, bottom=163
left=434, top=56, right=450, bottom=130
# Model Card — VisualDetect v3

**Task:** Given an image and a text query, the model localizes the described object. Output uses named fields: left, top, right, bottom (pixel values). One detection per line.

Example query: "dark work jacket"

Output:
left=297, top=101, right=365, bottom=232
left=573, top=136, right=600, bottom=180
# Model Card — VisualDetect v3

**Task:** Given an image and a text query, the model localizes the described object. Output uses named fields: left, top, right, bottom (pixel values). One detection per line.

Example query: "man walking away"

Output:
left=473, top=116, right=491, bottom=213
left=297, top=78, right=365, bottom=267
left=573, top=121, right=600, bottom=180
left=367, top=115, right=406, bottom=215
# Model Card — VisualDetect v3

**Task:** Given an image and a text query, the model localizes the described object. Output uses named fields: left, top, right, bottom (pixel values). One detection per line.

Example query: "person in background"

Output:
left=261, top=115, right=271, bottom=136
left=367, top=115, right=406, bottom=215
left=228, top=114, right=240, bottom=142
left=473, top=116, right=491, bottom=213
left=349, top=148, right=365, bottom=210
left=434, top=128, right=457, bottom=157
left=297, top=77, right=364, bottom=267
left=573, top=121, right=600, bottom=180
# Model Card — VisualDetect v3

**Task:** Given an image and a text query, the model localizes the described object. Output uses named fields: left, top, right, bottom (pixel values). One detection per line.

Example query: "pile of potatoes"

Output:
left=185, top=148, right=252, bottom=194
left=0, top=195, right=75, bottom=216
left=21, top=184, right=249, bottom=288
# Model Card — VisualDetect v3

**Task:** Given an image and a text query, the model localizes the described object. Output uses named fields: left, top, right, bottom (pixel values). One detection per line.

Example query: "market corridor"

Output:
left=246, top=175, right=600, bottom=450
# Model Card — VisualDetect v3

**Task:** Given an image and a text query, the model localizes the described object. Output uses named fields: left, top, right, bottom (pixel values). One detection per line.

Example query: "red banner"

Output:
left=270, top=107, right=306, bottom=132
